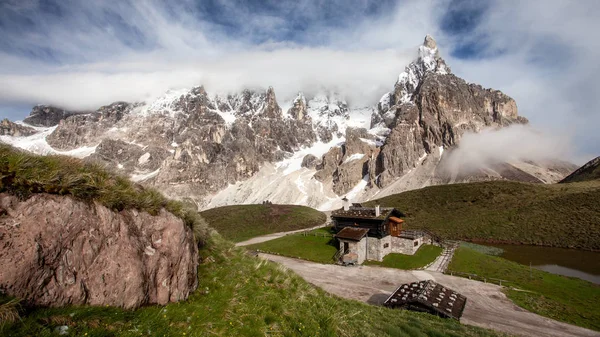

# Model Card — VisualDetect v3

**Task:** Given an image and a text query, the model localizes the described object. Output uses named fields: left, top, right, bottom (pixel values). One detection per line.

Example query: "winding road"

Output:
left=260, top=254, right=598, bottom=337
left=236, top=226, right=598, bottom=337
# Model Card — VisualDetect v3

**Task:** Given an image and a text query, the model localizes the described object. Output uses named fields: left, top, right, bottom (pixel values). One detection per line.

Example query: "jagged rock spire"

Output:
left=423, top=34, right=437, bottom=49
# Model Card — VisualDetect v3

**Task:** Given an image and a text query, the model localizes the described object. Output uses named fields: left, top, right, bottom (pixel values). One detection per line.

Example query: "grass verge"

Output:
left=0, top=144, right=208, bottom=243
left=201, top=204, right=326, bottom=242
left=247, top=228, right=338, bottom=264
left=364, top=245, right=442, bottom=270
left=367, top=180, right=600, bottom=250
left=448, top=247, right=600, bottom=331
left=1, top=235, right=502, bottom=337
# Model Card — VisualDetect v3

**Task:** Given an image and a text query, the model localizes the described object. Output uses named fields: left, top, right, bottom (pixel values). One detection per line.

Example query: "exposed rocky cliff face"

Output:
left=22, top=105, right=85, bottom=127
left=1, top=35, right=575, bottom=210
left=368, top=35, right=528, bottom=188
left=0, top=119, right=37, bottom=137
left=0, top=193, right=198, bottom=309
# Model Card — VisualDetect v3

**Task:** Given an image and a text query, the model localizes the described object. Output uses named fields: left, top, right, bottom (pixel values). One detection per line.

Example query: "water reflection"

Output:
left=483, top=244, right=600, bottom=284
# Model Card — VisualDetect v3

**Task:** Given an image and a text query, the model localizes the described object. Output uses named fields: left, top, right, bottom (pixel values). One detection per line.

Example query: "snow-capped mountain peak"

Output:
left=394, top=35, right=451, bottom=105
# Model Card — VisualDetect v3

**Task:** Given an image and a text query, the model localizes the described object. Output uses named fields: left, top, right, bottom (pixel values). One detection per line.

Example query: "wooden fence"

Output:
left=299, top=231, right=334, bottom=238
left=445, top=270, right=512, bottom=287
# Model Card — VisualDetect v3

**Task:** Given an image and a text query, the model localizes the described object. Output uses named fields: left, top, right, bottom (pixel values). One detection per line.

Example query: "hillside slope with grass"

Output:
left=448, top=247, right=600, bottom=331
left=368, top=180, right=600, bottom=250
left=201, top=204, right=326, bottom=242
left=0, top=144, right=208, bottom=241
left=560, top=156, right=600, bottom=183
left=2, top=236, right=503, bottom=337
left=0, top=144, right=206, bottom=308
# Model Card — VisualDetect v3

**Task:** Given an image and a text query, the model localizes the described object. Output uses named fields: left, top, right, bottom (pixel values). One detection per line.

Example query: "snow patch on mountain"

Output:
left=344, top=153, right=365, bottom=163
left=0, top=124, right=97, bottom=158
left=276, top=136, right=344, bottom=175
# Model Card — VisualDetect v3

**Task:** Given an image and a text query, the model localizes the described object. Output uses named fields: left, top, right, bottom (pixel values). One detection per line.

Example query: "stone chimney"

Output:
left=375, top=205, right=380, bottom=217
left=342, top=197, right=349, bottom=211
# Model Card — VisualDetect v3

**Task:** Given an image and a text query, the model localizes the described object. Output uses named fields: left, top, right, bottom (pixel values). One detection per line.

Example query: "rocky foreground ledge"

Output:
left=0, top=193, right=198, bottom=309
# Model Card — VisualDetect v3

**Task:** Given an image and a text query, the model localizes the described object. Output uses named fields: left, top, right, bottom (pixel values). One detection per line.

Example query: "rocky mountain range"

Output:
left=560, top=156, right=600, bottom=183
left=0, top=35, right=577, bottom=210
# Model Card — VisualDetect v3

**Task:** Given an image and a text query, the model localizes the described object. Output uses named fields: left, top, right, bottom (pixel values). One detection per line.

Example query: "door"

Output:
left=390, top=223, right=398, bottom=236
left=343, top=242, right=349, bottom=253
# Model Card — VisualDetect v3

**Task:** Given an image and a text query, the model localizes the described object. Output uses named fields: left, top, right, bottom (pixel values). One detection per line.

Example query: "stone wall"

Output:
left=391, top=236, right=424, bottom=255
left=339, top=238, right=367, bottom=264
left=365, top=236, right=392, bottom=262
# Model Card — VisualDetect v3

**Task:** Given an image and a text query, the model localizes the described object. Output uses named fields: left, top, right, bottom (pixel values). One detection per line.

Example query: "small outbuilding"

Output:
left=383, top=280, right=467, bottom=320
left=335, top=227, right=369, bottom=265
left=331, top=198, right=436, bottom=264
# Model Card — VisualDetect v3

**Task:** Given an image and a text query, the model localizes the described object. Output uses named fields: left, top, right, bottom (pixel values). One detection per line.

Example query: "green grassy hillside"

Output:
left=367, top=180, right=600, bottom=250
left=560, top=156, right=600, bottom=183
left=448, top=247, right=600, bottom=331
left=0, top=144, right=208, bottom=242
left=2, top=236, right=502, bottom=337
left=201, top=204, right=326, bottom=242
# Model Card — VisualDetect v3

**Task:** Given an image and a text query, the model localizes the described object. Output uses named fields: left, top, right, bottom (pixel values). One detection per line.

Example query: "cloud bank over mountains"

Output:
left=0, top=0, right=598, bottom=160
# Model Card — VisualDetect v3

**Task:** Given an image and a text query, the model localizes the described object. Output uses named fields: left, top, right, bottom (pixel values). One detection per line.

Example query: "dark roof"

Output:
left=335, top=227, right=369, bottom=241
left=383, top=280, right=467, bottom=320
left=331, top=207, right=395, bottom=220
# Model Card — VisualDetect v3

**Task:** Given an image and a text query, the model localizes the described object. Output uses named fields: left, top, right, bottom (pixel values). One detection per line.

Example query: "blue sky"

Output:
left=0, top=0, right=598, bottom=160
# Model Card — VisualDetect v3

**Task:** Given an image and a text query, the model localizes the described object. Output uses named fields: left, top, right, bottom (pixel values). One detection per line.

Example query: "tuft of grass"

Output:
left=0, top=297, right=21, bottom=325
left=1, top=235, right=503, bottom=337
left=367, top=180, right=600, bottom=250
left=0, top=144, right=208, bottom=244
left=448, top=247, right=600, bottom=331
left=364, top=245, right=443, bottom=270
left=201, top=204, right=326, bottom=242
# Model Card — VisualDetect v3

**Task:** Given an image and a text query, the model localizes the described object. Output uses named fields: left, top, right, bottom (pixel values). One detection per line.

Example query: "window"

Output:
left=414, top=241, right=419, bottom=247
left=383, top=243, right=389, bottom=248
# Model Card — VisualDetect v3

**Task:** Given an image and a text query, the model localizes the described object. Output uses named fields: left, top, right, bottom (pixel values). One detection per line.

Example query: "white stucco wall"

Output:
left=338, top=238, right=367, bottom=264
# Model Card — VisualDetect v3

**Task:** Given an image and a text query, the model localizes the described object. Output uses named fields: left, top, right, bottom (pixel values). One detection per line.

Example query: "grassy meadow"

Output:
left=364, top=245, right=443, bottom=270
left=367, top=180, right=600, bottom=250
left=448, top=247, right=600, bottom=331
left=247, top=227, right=339, bottom=264
left=1, top=236, right=502, bottom=337
left=201, top=204, right=326, bottom=242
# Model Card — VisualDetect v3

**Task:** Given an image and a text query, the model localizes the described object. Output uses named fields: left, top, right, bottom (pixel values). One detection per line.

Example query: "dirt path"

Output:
left=236, top=211, right=331, bottom=246
left=260, top=253, right=598, bottom=337
left=425, top=245, right=455, bottom=272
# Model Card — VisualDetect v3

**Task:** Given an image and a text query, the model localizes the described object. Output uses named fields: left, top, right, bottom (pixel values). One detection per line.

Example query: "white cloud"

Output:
left=0, top=0, right=598, bottom=159
left=441, top=125, right=574, bottom=173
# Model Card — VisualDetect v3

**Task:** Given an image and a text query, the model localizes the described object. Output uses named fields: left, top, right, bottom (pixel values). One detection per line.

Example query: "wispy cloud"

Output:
left=0, top=0, right=598, bottom=160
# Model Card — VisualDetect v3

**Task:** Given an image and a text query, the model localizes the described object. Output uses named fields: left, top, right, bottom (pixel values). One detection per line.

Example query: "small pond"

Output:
left=482, top=244, right=600, bottom=284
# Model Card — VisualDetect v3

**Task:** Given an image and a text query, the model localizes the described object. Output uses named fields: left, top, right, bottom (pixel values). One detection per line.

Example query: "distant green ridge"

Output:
left=560, top=156, right=600, bottom=183
left=201, top=204, right=326, bottom=242
left=367, top=180, right=600, bottom=250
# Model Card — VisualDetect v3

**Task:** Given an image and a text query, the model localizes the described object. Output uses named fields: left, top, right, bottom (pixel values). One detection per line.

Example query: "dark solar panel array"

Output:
left=383, top=280, right=467, bottom=320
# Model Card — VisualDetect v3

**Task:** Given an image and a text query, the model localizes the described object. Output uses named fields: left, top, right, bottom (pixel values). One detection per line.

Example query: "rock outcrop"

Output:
left=0, top=193, right=198, bottom=309
left=0, top=119, right=37, bottom=137
left=314, top=128, right=379, bottom=194
left=46, top=102, right=133, bottom=150
left=22, top=105, right=84, bottom=127
left=371, top=35, right=528, bottom=188
left=301, top=154, right=320, bottom=169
